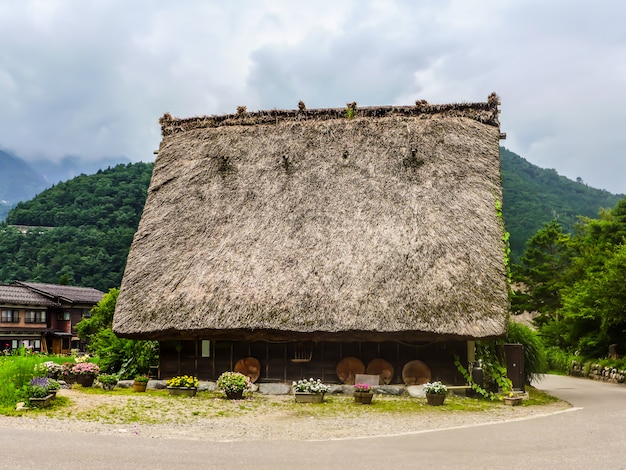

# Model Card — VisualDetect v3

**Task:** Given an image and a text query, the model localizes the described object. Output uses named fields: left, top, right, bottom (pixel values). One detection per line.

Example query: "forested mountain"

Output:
left=500, top=147, right=623, bottom=261
left=0, top=162, right=153, bottom=291
left=0, top=148, right=131, bottom=221
left=0, top=149, right=622, bottom=292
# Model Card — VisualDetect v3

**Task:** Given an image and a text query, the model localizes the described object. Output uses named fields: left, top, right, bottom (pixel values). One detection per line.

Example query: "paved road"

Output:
left=1, top=375, right=624, bottom=469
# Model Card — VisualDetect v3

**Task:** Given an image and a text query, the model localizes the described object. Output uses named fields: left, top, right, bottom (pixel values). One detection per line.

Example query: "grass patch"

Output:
left=0, top=387, right=564, bottom=425
left=523, top=386, right=561, bottom=406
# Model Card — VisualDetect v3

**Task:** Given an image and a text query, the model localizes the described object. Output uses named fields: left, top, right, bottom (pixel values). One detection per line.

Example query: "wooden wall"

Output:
left=158, top=339, right=469, bottom=385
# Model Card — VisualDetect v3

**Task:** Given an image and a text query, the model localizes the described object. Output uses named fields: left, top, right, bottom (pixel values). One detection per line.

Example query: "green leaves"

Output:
left=0, top=162, right=153, bottom=291
left=515, top=195, right=626, bottom=357
left=76, top=289, right=158, bottom=378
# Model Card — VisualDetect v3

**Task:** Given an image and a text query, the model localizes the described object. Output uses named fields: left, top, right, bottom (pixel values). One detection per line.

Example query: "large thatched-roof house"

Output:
left=113, top=95, right=508, bottom=385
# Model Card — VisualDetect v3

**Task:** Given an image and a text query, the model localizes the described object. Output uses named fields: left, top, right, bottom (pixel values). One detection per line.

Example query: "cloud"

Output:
left=0, top=0, right=624, bottom=193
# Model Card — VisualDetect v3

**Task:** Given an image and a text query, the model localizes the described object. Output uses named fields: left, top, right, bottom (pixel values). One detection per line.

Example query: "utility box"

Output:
left=501, top=343, right=525, bottom=391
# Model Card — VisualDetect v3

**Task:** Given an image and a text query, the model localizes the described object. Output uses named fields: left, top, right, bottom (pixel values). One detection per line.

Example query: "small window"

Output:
left=58, top=312, right=71, bottom=321
left=25, top=311, right=46, bottom=323
left=201, top=340, right=211, bottom=357
left=1, top=310, right=19, bottom=323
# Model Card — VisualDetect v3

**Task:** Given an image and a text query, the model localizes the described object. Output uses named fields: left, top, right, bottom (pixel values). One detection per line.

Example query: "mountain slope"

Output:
left=0, top=149, right=132, bottom=221
left=500, top=147, right=623, bottom=261
left=0, top=162, right=154, bottom=291
left=0, top=150, right=622, bottom=290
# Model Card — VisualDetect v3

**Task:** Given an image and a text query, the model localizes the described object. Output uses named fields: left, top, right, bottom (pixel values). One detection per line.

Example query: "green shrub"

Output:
left=0, top=352, right=46, bottom=407
left=546, top=346, right=576, bottom=375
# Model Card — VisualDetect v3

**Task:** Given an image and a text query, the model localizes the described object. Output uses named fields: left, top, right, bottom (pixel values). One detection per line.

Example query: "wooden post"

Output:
left=467, top=340, right=475, bottom=364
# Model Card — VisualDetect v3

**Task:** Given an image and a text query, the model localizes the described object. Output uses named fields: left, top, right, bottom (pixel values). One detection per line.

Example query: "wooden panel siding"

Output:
left=158, top=340, right=469, bottom=385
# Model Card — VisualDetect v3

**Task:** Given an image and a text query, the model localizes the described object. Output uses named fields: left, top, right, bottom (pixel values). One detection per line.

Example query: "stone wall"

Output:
left=570, top=361, right=626, bottom=383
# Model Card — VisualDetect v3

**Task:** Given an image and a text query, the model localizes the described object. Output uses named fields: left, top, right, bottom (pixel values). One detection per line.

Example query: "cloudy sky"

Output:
left=1, top=0, right=625, bottom=193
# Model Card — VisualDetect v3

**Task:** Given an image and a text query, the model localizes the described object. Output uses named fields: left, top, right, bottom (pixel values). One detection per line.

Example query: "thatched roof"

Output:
left=113, top=96, right=508, bottom=342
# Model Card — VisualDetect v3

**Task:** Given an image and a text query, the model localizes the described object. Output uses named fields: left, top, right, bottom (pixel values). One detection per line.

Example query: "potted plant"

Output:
left=47, top=379, right=61, bottom=397
left=292, top=378, right=330, bottom=403
left=503, top=392, right=523, bottom=406
left=216, top=371, right=252, bottom=400
left=133, top=375, right=150, bottom=392
left=353, top=383, right=374, bottom=404
left=34, top=361, right=64, bottom=379
left=166, top=375, right=199, bottom=397
left=70, top=362, right=100, bottom=388
left=60, top=362, right=76, bottom=384
left=27, top=377, right=54, bottom=407
left=423, top=381, right=448, bottom=406
left=98, top=374, right=119, bottom=391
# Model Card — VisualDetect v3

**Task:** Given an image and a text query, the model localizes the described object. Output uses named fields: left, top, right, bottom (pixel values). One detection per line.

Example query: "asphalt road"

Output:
left=1, top=374, right=624, bottom=469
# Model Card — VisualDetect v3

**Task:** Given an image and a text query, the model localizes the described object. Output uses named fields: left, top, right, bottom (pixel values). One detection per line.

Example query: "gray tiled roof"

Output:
left=0, top=285, right=58, bottom=307
left=13, top=282, right=104, bottom=304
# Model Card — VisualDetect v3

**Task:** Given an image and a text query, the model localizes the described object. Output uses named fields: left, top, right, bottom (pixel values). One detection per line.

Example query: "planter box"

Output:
left=133, top=381, right=148, bottom=392
left=167, top=386, right=197, bottom=397
left=294, top=392, right=325, bottom=403
left=353, top=392, right=374, bottom=404
left=504, top=396, right=523, bottom=406
left=225, top=390, right=244, bottom=400
left=75, top=375, right=95, bottom=388
left=426, top=393, right=446, bottom=406
left=29, top=394, right=54, bottom=408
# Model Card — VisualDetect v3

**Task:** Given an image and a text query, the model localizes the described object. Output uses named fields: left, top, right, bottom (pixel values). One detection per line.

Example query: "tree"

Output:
left=511, top=220, right=572, bottom=324
left=76, top=288, right=158, bottom=378
left=532, top=197, right=626, bottom=355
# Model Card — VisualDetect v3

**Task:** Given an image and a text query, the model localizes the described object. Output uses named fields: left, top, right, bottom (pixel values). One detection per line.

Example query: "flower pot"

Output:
left=29, top=394, right=54, bottom=408
left=133, top=381, right=148, bottom=392
left=426, top=393, right=446, bottom=406
left=294, top=392, right=325, bottom=403
left=48, top=389, right=58, bottom=398
left=225, top=390, right=244, bottom=400
left=167, top=386, right=197, bottom=397
left=63, top=374, right=77, bottom=384
left=353, top=391, right=374, bottom=404
left=102, top=384, right=116, bottom=391
left=504, top=396, right=523, bottom=406
left=75, top=375, right=95, bottom=388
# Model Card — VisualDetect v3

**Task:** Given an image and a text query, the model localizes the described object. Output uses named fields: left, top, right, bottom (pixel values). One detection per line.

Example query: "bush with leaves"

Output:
left=76, top=288, right=158, bottom=378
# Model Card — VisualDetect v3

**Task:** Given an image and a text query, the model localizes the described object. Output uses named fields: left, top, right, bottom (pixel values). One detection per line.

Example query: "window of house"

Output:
left=24, top=311, right=46, bottom=323
left=1, top=310, right=19, bottom=322
left=57, top=312, right=71, bottom=321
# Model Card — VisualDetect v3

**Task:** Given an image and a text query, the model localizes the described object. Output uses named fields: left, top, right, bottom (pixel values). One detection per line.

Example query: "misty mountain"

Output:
left=0, top=149, right=46, bottom=219
left=0, top=148, right=131, bottom=220
left=33, top=155, right=132, bottom=186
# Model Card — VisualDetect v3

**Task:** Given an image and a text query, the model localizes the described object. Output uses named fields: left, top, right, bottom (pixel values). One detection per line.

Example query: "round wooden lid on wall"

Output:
left=336, top=356, right=365, bottom=384
left=401, top=360, right=432, bottom=385
left=234, top=356, right=261, bottom=383
left=365, top=358, right=395, bottom=385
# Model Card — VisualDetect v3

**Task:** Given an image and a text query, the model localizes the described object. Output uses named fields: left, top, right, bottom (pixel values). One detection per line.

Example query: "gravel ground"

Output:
left=0, top=388, right=571, bottom=442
